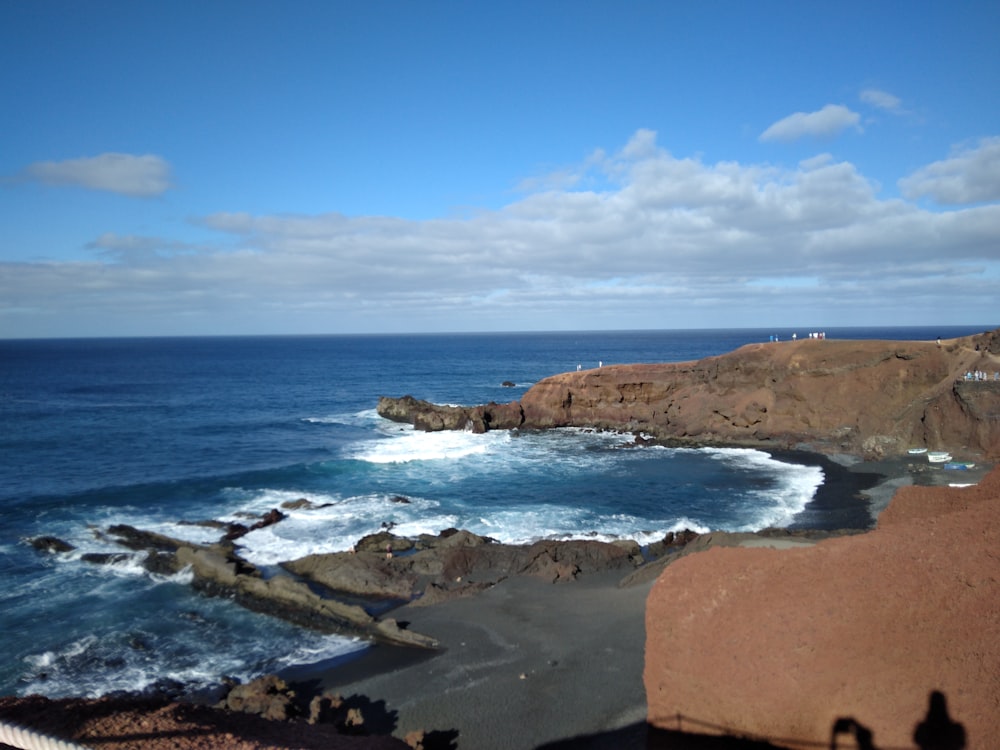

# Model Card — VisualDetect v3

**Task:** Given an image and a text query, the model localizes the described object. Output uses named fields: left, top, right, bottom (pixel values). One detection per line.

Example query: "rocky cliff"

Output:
left=379, top=329, right=1000, bottom=459
left=644, top=464, right=1000, bottom=748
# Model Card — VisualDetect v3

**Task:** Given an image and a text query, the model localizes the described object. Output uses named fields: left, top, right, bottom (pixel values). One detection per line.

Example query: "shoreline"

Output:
left=301, top=569, right=654, bottom=750
left=271, top=448, right=959, bottom=749
left=5, top=449, right=992, bottom=749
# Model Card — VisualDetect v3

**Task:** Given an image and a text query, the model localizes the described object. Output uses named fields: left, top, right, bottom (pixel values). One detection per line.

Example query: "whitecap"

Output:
left=17, top=613, right=365, bottom=700
left=703, top=448, right=824, bottom=530
left=346, top=428, right=508, bottom=464
left=232, top=491, right=455, bottom=565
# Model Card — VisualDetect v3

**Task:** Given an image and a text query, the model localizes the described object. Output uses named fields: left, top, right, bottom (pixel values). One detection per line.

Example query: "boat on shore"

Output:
left=928, top=451, right=953, bottom=463
left=908, top=447, right=928, bottom=455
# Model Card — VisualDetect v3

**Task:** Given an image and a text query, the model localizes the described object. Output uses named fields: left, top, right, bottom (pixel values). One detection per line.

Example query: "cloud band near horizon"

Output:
left=2, top=130, right=998, bottom=336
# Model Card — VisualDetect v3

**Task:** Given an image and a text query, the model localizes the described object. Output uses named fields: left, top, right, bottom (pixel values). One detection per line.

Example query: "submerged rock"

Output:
left=27, top=535, right=76, bottom=554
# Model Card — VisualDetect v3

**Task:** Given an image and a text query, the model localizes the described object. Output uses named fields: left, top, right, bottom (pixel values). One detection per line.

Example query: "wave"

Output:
left=699, top=447, right=824, bottom=530
left=219, top=489, right=456, bottom=566
left=17, top=613, right=364, bottom=699
left=302, top=407, right=381, bottom=427
left=345, top=427, right=510, bottom=464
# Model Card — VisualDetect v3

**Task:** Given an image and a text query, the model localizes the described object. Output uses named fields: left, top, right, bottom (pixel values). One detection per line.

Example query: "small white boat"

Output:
left=907, top=447, right=927, bottom=455
left=927, top=451, right=952, bottom=463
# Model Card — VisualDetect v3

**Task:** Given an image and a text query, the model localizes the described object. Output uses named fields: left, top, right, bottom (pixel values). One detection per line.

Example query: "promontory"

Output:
left=379, top=327, right=1000, bottom=460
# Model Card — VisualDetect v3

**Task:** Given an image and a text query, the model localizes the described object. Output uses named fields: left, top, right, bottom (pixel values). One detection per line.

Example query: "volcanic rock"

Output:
left=643, top=465, right=1000, bottom=748
left=220, top=674, right=297, bottom=722
left=27, top=535, right=76, bottom=553
left=376, top=394, right=524, bottom=434
left=91, top=524, right=438, bottom=649
left=379, top=329, right=1000, bottom=459
left=0, top=693, right=412, bottom=749
left=284, top=535, right=643, bottom=605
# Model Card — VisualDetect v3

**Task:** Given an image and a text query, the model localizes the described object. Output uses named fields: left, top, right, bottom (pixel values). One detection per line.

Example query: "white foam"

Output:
left=719, top=450, right=824, bottom=530
left=233, top=491, right=454, bottom=565
left=18, top=625, right=364, bottom=699
left=472, top=506, right=712, bottom=546
left=347, top=427, right=506, bottom=464
left=303, top=408, right=380, bottom=427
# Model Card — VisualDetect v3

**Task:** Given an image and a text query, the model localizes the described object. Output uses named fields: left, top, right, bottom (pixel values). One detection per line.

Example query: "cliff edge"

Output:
left=380, top=329, right=1000, bottom=459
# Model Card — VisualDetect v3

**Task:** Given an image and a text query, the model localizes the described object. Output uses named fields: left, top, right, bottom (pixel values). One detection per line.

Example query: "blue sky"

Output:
left=2, top=1, right=998, bottom=337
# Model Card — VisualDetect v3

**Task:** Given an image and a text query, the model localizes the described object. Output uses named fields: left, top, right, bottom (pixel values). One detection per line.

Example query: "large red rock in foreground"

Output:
left=644, top=467, right=1000, bottom=747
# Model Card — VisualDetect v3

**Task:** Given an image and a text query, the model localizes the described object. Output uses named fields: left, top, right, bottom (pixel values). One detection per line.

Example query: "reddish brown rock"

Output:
left=378, top=330, right=1000, bottom=459
left=521, top=329, right=1000, bottom=459
left=220, top=674, right=297, bottom=722
left=644, top=466, right=1000, bottom=748
left=0, top=694, right=411, bottom=749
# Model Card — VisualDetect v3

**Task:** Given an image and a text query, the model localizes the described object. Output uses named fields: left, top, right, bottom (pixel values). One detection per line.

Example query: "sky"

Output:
left=1, top=1, right=999, bottom=338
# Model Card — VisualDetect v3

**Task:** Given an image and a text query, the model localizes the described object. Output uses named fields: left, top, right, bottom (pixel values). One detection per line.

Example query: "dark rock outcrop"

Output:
left=379, top=330, right=1000, bottom=459
left=283, top=531, right=643, bottom=604
left=96, top=524, right=438, bottom=649
left=220, top=674, right=298, bottom=722
left=89, top=521, right=645, bottom=645
left=27, top=535, right=76, bottom=553
left=376, top=395, right=524, bottom=434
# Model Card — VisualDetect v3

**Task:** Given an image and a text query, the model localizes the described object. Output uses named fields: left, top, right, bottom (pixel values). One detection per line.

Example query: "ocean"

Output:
left=0, top=326, right=989, bottom=698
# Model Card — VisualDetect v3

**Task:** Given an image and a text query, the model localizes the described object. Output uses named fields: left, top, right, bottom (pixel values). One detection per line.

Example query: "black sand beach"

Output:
left=273, top=452, right=953, bottom=749
left=312, top=571, right=652, bottom=749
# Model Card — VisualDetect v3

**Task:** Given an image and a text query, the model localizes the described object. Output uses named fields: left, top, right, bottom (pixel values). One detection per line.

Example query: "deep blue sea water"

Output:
left=0, top=326, right=990, bottom=697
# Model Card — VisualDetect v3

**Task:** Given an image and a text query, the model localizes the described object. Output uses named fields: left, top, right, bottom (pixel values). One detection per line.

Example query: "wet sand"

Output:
left=309, top=570, right=653, bottom=749
left=280, top=450, right=933, bottom=749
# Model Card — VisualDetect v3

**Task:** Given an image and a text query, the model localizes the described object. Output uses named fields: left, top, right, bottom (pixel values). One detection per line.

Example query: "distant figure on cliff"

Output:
left=913, top=690, right=965, bottom=750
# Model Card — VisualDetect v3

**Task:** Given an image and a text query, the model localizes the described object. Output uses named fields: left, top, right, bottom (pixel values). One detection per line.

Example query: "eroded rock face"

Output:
left=284, top=534, right=643, bottom=605
left=380, top=330, right=1000, bottom=459
left=521, top=330, right=1000, bottom=458
left=97, top=523, right=438, bottom=649
left=644, top=466, right=1000, bottom=748
left=376, top=395, right=525, bottom=434
left=82, top=522, right=643, bottom=647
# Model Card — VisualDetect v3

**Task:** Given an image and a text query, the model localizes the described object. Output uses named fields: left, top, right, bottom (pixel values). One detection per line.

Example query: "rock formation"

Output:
left=43, top=520, right=647, bottom=649
left=376, top=395, right=523, bottom=433
left=379, top=328, right=1000, bottom=459
left=284, top=531, right=643, bottom=604
left=95, top=523, right=438, bottom=649
left=644, top=465, right=1000, bottom=748
left=0, top=692, right=413, bottom=749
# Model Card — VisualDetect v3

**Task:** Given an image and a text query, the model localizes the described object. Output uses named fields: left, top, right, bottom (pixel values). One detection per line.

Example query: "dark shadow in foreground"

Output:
left=536, top=690, right=967, bottom=750
left=535, top=721, right=788, bottom=750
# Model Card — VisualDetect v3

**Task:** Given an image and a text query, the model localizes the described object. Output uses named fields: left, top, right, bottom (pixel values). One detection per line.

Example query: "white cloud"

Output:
left=759, top=104, right=862, bottom=142
left=860, top=88, right=904, bottom=114
left=23, top=153, right=173, bottom=197
left=621, top=128, right=659, bottom=159
left=898, top=137, right=1000, bottom=205
left=2, top=130, right=999, bottom=337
